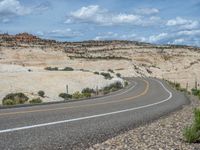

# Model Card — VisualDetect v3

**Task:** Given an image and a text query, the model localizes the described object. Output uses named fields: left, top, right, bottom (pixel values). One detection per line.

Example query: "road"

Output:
left=0, top=77, right=189, bottom=150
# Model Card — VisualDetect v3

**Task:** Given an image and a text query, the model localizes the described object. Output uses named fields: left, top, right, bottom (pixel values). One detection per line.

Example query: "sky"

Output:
left=0, top=0, right=200, bottom=46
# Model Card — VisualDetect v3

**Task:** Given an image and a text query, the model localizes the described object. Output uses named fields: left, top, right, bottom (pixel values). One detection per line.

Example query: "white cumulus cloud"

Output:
left=66, top=5, right=161, bottom=26
left=135, top=8, right=159, bottom=15
left=149, top=33, right=168, bottom=42
left=166, top=17, right=199, bottom=29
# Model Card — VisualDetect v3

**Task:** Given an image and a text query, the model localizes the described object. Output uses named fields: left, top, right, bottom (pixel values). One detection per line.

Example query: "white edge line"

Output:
left=0, top=79, right=172, bottom=134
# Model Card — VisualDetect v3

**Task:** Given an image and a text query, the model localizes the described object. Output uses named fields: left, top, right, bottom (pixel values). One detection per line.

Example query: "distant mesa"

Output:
left=0, top=32, right=40, bottom=43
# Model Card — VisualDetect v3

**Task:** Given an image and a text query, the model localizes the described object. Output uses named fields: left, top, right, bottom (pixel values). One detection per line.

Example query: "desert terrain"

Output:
left=0, top=33, right=200, bottom=104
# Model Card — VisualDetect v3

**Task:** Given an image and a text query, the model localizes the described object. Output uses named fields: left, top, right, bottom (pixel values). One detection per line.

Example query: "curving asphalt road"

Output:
left=0, top=77, right=189, bottom=150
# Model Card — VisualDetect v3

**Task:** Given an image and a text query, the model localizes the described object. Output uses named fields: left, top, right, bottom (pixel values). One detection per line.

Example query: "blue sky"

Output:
left=0, top=0, right=200, bottom=46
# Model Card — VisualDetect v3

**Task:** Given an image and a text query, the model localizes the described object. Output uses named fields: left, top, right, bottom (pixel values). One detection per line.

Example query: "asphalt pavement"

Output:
left=0, top=77, right=189, bottom=150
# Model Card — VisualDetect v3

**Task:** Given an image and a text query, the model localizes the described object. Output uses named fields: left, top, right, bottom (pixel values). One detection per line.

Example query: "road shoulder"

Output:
left=88, top=95, right=200, bottom=150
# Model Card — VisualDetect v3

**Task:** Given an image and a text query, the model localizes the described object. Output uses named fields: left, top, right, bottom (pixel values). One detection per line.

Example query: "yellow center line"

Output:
left=0, top=79, right=149, bottom=117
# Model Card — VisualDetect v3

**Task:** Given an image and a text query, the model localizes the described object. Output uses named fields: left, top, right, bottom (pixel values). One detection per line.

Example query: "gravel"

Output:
left=88, top=96, right=200, bottom=150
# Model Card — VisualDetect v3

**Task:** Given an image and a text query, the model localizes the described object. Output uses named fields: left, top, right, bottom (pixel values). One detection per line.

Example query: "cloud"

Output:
left=37, top=29, right=82, bottom=40
left=149, top=33, right=168, bottom=42
left=178, top=30, right=200, bottom=36
left=0, top=0, right=31, bottom=22
left=94, top=32, right=119, bottom=40
left=66, top=5, right=160, bottom=26
left=172, top=38, right=185, bottom=44
left=135, top=8, right=159, bottom=15
left=166, top=17, right=199, bottom=29
left=33, top=1, right=51, bottom=13
left=0, top=0, right=51, bottom=23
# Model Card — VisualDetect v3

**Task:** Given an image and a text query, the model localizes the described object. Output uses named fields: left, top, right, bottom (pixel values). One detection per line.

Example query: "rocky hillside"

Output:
left=0, top=33, right=200, bottom=91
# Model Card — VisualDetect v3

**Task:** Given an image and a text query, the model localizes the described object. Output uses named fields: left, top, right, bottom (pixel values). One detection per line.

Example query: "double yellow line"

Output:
left=0, top=79, right=149, bottom=117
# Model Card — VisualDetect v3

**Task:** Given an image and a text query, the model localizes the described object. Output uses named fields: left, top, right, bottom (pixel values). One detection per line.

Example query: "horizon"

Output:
left=0, top=0, right=200, bottom=46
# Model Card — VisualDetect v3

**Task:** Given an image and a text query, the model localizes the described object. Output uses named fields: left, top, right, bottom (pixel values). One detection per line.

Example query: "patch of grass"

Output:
left=2, top=93, right=29, bottom=105
left=183, top=108, right=200, bottom=143
left=29, top=98, right=42, bottom=104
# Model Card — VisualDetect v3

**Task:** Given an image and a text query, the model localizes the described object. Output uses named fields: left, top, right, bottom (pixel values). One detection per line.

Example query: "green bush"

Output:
left=2, top=99, right=16, bottom=105
left=124, top=81, right=128, bottom=86
left=103, top=82, right=123, bottom=94
left=29, top=98, right=42, bottom=104
left=2, top=93, right=29, bottom=105
left=191, top=88, right=200, bottom=96
left=38, top=90, right=45, bottom=97
left=174, top=83, right=181, bottom=90
left=62, top=67, right=74, bottom=71
left=59, top=93, right=72, bottom=100
left=183, top=108, right=200, bottom=143
left=94, top=71, right=100, bottom=75
left=82, top=88, right=95, bottom=94
left=101, top=72, right=113, bottom=80
left=116, top=73, right=121, bottom=78
left=72, top=91, right=84, bottom=99
left=44, top=67, right=58, bottom=71
left=82, top=92, right=91, bottom=98
left=108, top=69, right=114, bottom=73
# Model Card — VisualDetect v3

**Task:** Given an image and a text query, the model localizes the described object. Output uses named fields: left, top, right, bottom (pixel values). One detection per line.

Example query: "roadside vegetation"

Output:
left=183, top=108, right=200, bottom=143
left=166, top=79, right=200, bottom=143
left=2, top=81, right=127, bottom=106
left=2, top=93, right=29, bottom=105
left=101, top=82, right=123, bottom=94
left=59, top=81, right=125, bottom=100
left=100, top=72, right=113, bottom=80
left=38, top=90, right=45, bottom=97
left=2, top=92, right=43, bottom=106
left=29, top=98, right=42, bottom=104
left=45, top=66, right=74, bottom=71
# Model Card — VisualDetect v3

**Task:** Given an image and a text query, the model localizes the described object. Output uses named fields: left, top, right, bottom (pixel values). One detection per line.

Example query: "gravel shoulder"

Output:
left=88, top=95, right=200, bottom=150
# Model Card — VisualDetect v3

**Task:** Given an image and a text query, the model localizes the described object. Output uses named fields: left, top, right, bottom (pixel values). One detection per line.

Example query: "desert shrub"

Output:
left=82, top=88, right=95, bottom=94
left=29, top=98, right=42, bottom=104
left=174, top=83, right=181, bottom=90
left=103, top=82, right=123, bottom=94
left=183, top=108, right=200, bottom=143
left=62, top=67, right=74, bottom=71
left=125, top=81, right=128, bottom=86
left=2, top=93, right=29, bottom=105
left=72, top=91, right=84, bottom=99
left=59, top=93, right=72, bottom=100
left=44, top=67, right=58, bottom=71
left=191, top=89, right=200, bottom=96
left=2, top=99, right=16, bottom=105
left=38, top=90, right=45, bottom=97
left=82, top=92, right=91, bottom=98
left=101, top=72, right=112, bottom=80
left=116, top=73, right=121, bottom=78
left=179, top=88, right=187, bottom=93
left=108, top=69, right=114, bottom=73
left=94, top=71, right=99, bottom=75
